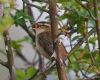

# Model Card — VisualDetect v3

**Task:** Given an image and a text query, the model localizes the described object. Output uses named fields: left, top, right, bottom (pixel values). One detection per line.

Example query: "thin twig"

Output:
left=73, top=54, right=93, bottom=80
left=30, top=62, right=56, bottom=80
left=14, top=49, right=32, bottom=65
left=69, top=27, right=96, bottom=57
left=82, top=64, right=93, bottom=80
left=85, top=20, right=96, bottom=65
left=93, top=0, right=100, bottom=55
left=22, top=0, right=49, bottom=13
left=36, top=11, right=44, bottom=22
left=3, top=31, right=16, bottom=80
left=75, top=0, right=96, bottom=20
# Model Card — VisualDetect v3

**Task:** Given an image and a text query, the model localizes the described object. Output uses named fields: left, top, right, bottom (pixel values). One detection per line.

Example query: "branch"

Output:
left=3, top=31, right=16, bottom=80
left=48, top=0, right=67, bottom=80
left=85, top=21, right=95, bottom=65
left=21, top=25, right=35, bottom=42
left=14, top=49, right=32, bottom=65
left=84, top=73, right=100, bottom=80
left=93, top=0, right=100, bottom=54
left=73, top=54, right=93, bottom=80
left=22, top=0, right=49, bottom=13
left=69, top=27, right=96, bottom=56
left=20, top=0, right=36, bottom=42
left=75, top=0, right=96, bottom=20
left=31, top=63, right=55, bottom=80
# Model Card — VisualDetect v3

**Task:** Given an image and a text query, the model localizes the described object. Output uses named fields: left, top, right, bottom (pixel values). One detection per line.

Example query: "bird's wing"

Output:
left=38, top=31, right=53, bottom=57
left=38, top=31, right=68, bottom=60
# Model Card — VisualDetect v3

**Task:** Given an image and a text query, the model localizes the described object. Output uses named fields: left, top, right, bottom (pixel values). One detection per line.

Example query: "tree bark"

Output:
left=48, top=0, right=67, bottom=80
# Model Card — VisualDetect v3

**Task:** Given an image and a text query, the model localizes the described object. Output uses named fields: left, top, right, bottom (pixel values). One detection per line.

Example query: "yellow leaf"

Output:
left=9, top=0, right=14, bottom=8
left=0, top=0, right=7, bottom=4
left=0, top=14, right=14, bottom=33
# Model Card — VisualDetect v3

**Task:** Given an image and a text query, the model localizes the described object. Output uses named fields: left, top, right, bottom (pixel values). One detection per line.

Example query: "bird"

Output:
left=32, top=22, right=68, bottom=61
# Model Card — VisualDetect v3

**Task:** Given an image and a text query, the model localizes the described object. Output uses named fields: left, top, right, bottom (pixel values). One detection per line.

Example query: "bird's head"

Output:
left=32, top=22, right=50, bottom=35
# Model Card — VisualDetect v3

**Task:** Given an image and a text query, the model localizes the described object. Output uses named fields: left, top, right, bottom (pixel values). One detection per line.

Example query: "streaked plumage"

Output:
left=32, top=24, right=68, bottom=60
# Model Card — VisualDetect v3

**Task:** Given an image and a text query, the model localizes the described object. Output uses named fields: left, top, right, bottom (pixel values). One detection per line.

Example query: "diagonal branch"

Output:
left=69, top=27, right=96, bottom=56
left=75, top=0, right=96, bottom=20
left=93, top=0, right=100, bottom=54
left=22, top=0, right=49, bottom=13
left=31, top=63, right=55, bottom=80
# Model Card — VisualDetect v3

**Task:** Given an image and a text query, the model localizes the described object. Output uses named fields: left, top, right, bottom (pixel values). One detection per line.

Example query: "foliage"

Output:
left=0, top=0, right=100, bottom=80
left=0, top=4, right=14, bottom=33
left=16, top=67, right=37, bottom=80
left=14, top=10, right=33, bottom=26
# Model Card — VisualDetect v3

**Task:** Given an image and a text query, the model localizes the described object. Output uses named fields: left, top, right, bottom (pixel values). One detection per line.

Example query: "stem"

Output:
left=48, top=0, right=67, bottom=80
left=22, top=0, right=49, bottom=13
left=21, top=25, right=35, bottom=42
left=21, top=0, right=36, bottom=42
left=85, top=21, right=95, bottom=65
left=72, top=54, right=93, bottom=80
left=93, top=0, right=100, bottom=54
left=32, top=63, right=55, bottom=80
left=69, top=27, right=96, bottom=56
left=3, top=31, right=16, bottom=80
left=75, top=0, right=96, bottom=20
left=26, top=0, right=35, bottom=19
left=15, top=49, right=31, bottom=65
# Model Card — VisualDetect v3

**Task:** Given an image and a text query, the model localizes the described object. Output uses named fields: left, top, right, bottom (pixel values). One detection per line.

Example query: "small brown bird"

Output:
left=32, top=23, right=68, bottom=61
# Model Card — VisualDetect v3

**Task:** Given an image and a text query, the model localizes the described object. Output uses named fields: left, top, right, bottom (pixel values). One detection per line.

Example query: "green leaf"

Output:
left=66, top=65, right=71, bottom=74
left=16, top=69, right=26, bottom=80
left=0, top=14, right=14, bottom=33
left=72, top=35, right=81, bottom=41
left=89, top=37, right=97, bottom=45
left=88, top=19, right=95, bottom=27
left=26, top=67, right=37, bottom=79
left=71, top=62, right=79, bottom=73
left=60, top=14, right=67, bottom=20
left=23, top=14, right=32, bottom=20
left=0, top=0, right=7, bottom=4
left=14, top=10, right=34, bottom=26
left=15, top=18, right=25, bottom=26
left=11, top=41, right=22, bottom=50
left=16, top=36, right=31, bottom=43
